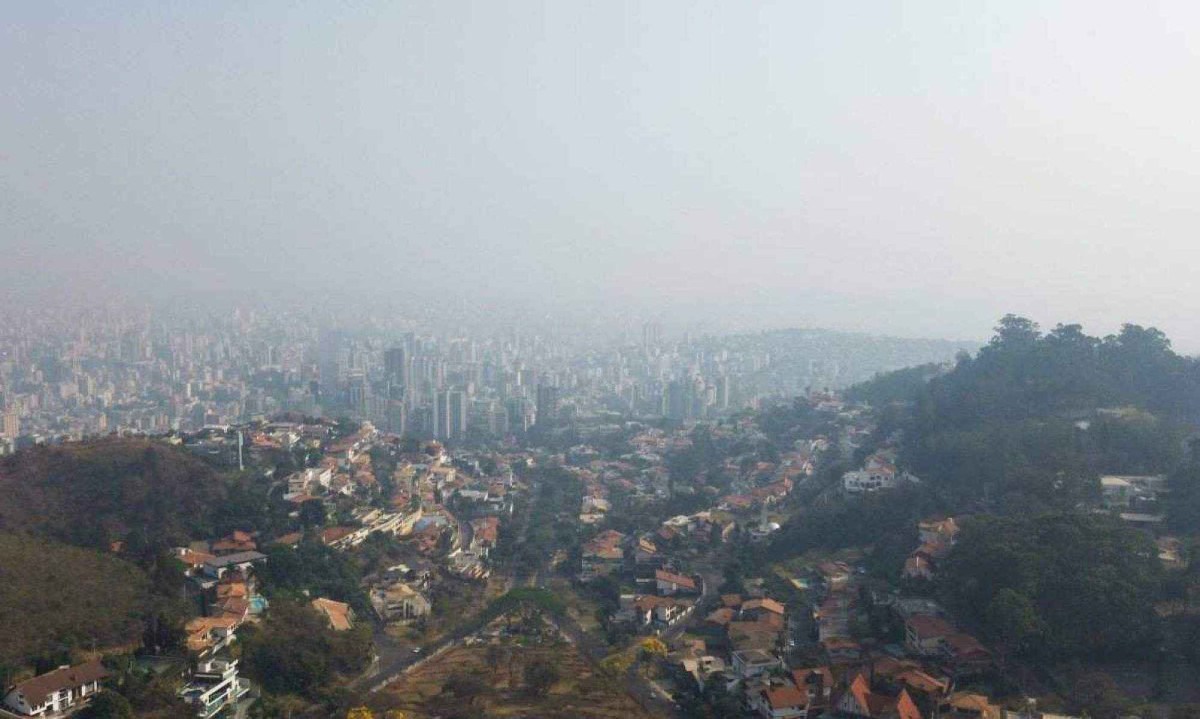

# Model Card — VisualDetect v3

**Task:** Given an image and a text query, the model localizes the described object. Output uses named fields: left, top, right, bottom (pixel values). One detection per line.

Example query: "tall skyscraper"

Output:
left=347, top=373, right=368, bottom=416
left=431, top=389, right=467, bottom=440
left=715, top=375, right=732, bottom=411
left=535, top=384, right=559, bottom=428
left=317, top=329, right=348, bottom=402
left=384, top=347, right=410, bottom=388
left=432, top=390, right=449, bottom=440
left=663, top=380, right=692, bottom=423
left=386, top=399, right=407, bottom=435
left=448, top=390, right=467, bottom=439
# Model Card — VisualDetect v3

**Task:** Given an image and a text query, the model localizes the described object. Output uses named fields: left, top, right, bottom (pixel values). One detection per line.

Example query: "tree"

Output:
left=299, top=499, right=327, bottom=528
left=76, top=691, right=133, bottom=719
left=442, top=672, right=487, bottom=706
left=1068, top=671, right=1129, bottom=719
left=639, top=637, right=668, bottom=660
left=984, top=588, right=1044, bottom=659
left=240, top=600, right=372, bottom=699
left=523, top=658, right=561, bottom=697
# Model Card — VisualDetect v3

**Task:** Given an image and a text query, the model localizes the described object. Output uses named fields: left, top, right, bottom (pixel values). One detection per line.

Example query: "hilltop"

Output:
left=842, top=316, right=1200, bottom=513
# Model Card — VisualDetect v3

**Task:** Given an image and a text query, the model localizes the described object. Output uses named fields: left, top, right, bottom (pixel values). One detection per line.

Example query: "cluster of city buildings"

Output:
left=0, top=305, right=968, bottom=455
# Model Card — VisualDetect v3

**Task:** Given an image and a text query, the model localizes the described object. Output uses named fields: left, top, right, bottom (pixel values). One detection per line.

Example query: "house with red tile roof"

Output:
left=311, top=597, right=354, bottom=631
left=655, top=568, right=698, bottom=596
left=3, top=661, right=108, bottom=717
left=750, top=681, right=809, bottom=719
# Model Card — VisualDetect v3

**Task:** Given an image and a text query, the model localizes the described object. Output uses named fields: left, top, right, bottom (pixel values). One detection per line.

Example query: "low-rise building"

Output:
left=371, top=582, right=432, bottom=622
left=3, top=661, right=109, bottom=717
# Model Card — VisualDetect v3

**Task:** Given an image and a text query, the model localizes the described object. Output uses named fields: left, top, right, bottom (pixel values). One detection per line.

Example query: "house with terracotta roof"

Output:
left=3, top=661, right=108, bottom=717
left=210, top=530, right=257, bottom=556
left=904, top=614, right=957, bottom=656
left=580, top=529, right=626, bottom=581
left=837, top=675, right=923, bottom=719
left=655, top=568, right=699, bottom=596
left=470, top=517, right=500, bottom=558
left=321, top=525, right=367, bottom=549
left=311, top=597, right=355, bottom=631
left=185, top=616, right=241, bottom=654
left=271, top=531, right=304, bottom=548
left=792, top=667, right=835, bottom=710
left=742, top=597, right=786, bottom=621
left=904, top=614, right=991, bottom=671
left=892, top=669, right=950, bottom=699
left=939, top=692, right=1002, bottom=719
left=176, top=547, right=217, bottom=576
left=626, top=595, right=693, bottom=629
left=821, top=636, right=863, bottom=663
left=749, top=681, right=809, bottom=719
left=705, top=606, right=736, bottom=628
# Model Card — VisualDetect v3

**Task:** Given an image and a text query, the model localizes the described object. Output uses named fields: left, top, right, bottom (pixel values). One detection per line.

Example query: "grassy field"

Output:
left=373, top=638, right=659, bottom=718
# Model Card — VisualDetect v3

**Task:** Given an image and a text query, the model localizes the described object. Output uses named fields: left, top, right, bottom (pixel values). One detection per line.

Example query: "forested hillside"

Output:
left=940, top=513, right=1163, bottom=661
left=889, top=316, right=1200, bottom=512
left=829, top=316, right=1200, bottom=669
left=0, top=534, right=153, bottom=677
left=916, top=316, right=1200, bottom=427
left=0, top=438, right=236, bottom=551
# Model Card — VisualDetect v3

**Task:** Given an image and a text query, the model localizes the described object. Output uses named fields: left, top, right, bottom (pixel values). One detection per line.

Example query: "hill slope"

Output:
left=0, top=438, right=230, bottom=550
left=0, top=533, right=152, bottom=670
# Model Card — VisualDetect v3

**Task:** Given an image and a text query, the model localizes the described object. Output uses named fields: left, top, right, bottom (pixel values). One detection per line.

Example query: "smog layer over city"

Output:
left=3, top=4, right=1200, bottom=719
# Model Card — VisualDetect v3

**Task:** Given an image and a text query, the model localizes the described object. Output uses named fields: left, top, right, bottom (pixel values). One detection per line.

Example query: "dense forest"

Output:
left=917, top=316, right=1200, bottom=426
left=857, top=316, right=1200, bottom=512
left=939, top=513, right=1162, bottom=661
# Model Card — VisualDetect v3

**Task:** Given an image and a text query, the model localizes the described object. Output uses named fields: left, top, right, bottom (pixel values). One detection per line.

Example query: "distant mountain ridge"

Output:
left=697, top=326, right=977, bottom=396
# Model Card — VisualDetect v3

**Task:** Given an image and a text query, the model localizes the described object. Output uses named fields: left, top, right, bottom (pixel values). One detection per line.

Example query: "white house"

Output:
left=178, top=657, right=250, bottom=719
left=202, top=551, right=267, bottom=579
left=3, top=661, right=108, bottom=717
left=730, top=649, right=782, bottom=683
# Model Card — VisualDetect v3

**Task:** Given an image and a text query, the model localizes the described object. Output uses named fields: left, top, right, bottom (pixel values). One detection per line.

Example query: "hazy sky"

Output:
left=4, top=2, right=1200, bottom=348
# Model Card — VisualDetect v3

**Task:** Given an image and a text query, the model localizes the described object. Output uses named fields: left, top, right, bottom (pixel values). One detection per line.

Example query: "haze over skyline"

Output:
left=4, top=2, right=1200, bottom=349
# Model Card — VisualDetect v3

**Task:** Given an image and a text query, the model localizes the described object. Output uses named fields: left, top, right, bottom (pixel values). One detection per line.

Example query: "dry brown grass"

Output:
left=377, top=641, right=659, bottom=719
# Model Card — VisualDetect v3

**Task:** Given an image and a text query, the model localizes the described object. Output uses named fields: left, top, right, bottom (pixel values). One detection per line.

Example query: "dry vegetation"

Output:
left=0, top=533, right=151, bottom=672
left=371, top=641, right=657, bottom=719
left=0, top=438, right=228, bottom=549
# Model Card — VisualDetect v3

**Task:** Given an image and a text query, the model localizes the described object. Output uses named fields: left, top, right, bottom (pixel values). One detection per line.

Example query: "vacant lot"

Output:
left=375, top=639, right=659, bottom=719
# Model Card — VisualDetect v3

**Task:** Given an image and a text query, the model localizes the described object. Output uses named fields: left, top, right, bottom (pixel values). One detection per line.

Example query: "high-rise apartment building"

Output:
left=535, top=384, right=559, bottom=428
